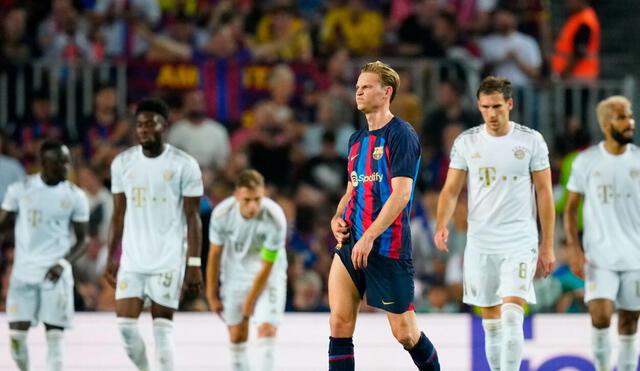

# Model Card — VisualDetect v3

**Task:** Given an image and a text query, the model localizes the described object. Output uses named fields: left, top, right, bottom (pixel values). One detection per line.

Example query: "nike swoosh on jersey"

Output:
left=350, top=154, right=359, bottom=161
left=382, top=300, right=395, bottom=305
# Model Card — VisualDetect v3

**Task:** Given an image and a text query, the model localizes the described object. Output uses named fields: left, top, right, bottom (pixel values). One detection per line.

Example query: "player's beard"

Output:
left=611, top=127, right=634, bottom=145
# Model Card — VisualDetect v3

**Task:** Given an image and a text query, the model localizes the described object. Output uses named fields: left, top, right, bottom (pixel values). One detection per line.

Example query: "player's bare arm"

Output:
left=564, top=191, right=586, bottom=279
left=331, top=181, right=354, bottom=245
left=206, top=242, right=224, bottom=317
left=351, top=176, right=413, bottom=270
left=45, top=221, right=89, bottom=283
left=434, top=168, right=467, bottom=252
left=532, top=168, right=556, bottom=277
left=183, top=195, right=203, bottom=298
left=105, top=192, right=126, bottom=287
left=0, top=208, right=16, bottom=248
left=241, top=258, right=275, bottom=318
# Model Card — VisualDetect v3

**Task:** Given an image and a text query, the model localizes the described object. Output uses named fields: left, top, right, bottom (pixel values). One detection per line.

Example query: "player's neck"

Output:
left=485, top=120, right=511, bottom=137
left=40, top=173, right=63, bottom=186
left=603, top=138, right=628, bottom=155
left=142, top=142, right=166, bottom=158
left=365, top=109, right=394, bottom=131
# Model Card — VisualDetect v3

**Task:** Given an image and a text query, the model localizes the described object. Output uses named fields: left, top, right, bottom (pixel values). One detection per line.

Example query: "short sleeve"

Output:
left=110, top=156, right=124, bottom=194
left=1, top=182, right=21, bottom=211
left=449, top=136, right=468, bottom=170
left=208, top=214, right=224, bottom=246
left=265, top=204, right=287, bottom=252
left=389, top=126, right=421, bottom=178
left=530, top=132, right=550, bottom=171
left=72, top=189, right=91, bottom=222
left=566, top=154, right=585, bottom=194
left=181, top=158, right=203, bottom=197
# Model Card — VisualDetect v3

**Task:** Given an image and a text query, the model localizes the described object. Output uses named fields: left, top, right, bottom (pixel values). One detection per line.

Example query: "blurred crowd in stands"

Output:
left=0, top=0, right=602, bottom=315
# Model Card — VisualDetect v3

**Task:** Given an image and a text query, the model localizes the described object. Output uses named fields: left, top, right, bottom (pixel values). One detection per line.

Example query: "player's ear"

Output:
left=506, top=98, right=514, bottom=110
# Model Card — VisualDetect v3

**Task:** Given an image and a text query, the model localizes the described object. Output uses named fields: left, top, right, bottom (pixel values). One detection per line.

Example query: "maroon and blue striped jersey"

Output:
left=342, top=117, right=421, bottom=260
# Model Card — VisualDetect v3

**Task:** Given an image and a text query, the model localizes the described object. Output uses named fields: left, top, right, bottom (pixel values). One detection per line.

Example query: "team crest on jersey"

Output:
left=631, top=169, right=640, bottom=179
left=61, top=200, right=71, bottom=209
left=163, top=171, right=174, bottom=181
left=372, top=146, right=384, bottom=160
left=513, top=146, right=528, bottom=160
left=119, top=280, right=128, bottom=290
left=471, top=152, right=481, bottom=159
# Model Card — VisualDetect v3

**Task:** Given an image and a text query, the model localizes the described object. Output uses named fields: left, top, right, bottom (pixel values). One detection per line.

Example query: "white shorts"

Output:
left=463, top=247, right=538, bottom=307
left=115, top=268, right=185, bottom=310
left=585, top=265, right=640, bottom=310
left=7, top=269, right=74, bottom=328
left=221, top=279, right=286, bottom=326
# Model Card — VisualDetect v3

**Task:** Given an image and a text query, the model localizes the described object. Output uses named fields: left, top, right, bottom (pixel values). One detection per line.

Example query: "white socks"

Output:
left=9, top=329, right=29, bottom=371
left=618, top=334, right=638, bottom=371
left=482, top=319, right=502, bottom=371
left=500, top=303, right=524, bottom=371
left=257, top=336, right=276, bottom=371
left=46, top=329, right=64, bottom=371
left=117, top=317, right=150, bottom=371
left=153, top=318, right=175, bottom=371
left=230, top=342, right=250, bottom=371
left=591, top=327, right=611, bottom=371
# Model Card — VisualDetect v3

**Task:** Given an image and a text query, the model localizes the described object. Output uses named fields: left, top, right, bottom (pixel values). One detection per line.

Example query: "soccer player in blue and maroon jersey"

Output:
left=327, top=61, right=440, bottom=371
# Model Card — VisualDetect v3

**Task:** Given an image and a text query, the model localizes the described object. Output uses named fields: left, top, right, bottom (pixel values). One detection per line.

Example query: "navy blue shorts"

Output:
left=336, top=239, right=415, bottom=314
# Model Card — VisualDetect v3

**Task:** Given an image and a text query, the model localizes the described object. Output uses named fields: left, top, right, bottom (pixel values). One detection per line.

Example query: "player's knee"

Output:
left=329, top=312, right=356, bottom=336
left=618, top=312, right=639, bottom=334
left=258, top=323, right=277, bottom=338
left=392, top=329, right=417, bottom=348
left=591, top=313, right=612, bottom=329
left=229, top=327, right=249, bottom=344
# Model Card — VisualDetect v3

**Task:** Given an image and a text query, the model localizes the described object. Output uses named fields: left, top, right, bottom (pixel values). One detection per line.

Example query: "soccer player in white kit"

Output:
left=206, top=169, right=287, bottom=371
left=0, top=140, right=89, bottom=371
left=104, top=98, right=204, bottom=371
left=564, top=96, right=639, bottom=371
left=434, top=76, right=556, bottom=371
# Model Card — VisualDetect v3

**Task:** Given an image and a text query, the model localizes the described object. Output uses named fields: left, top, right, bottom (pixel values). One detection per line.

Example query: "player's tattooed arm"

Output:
left=104, top=192, right=126, bottom=288
left=183, top=196, right=203, bottom=298
left=46, top=221, right=89, bottom=283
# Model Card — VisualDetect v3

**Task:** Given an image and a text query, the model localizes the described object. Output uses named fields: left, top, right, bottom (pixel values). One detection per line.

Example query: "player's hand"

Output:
left=206, top=294, right=224, bottom=319
left=433, top=226, right=449, bottom=253
left=45, top=264, right=64, bottom=283
left=184, top=266, right=203, bottom=299
left=351, top=234, right=374, bottom=269
left=567, top=243, right=586, bottom=279
left=537, top=243, right=556, bottom=278
left=104, top=260, right=119, bottom=288
left=331, top=216, right=350, bottom=244
left=241, top=299, right=255, bottom=318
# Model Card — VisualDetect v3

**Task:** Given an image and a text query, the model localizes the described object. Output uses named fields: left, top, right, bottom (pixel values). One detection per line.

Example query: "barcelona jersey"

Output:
left=342, top=117, right=421, bottom=260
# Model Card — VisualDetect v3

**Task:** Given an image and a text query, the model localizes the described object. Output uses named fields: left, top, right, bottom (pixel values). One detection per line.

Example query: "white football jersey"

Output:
left=209, top=196, right=288, bottom=286
left=449, top=122, right=550, bottom=253
left=2, top=175, right=89, bottom=283
left=111, top=145, right=203, bottom=273
left=567, top=142, right=640, bottom=270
